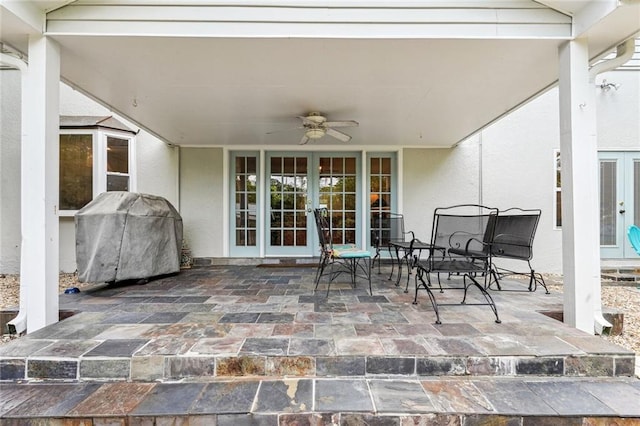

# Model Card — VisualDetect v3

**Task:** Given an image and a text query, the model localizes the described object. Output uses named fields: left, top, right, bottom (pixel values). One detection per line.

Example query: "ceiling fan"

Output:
left=270, top=112, right=359, bottom=145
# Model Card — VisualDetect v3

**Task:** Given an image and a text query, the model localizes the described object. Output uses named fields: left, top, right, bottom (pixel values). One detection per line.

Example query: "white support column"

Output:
left=558, top=38, right=601, bottom=334
left=22, top=35, right=60, bottom=333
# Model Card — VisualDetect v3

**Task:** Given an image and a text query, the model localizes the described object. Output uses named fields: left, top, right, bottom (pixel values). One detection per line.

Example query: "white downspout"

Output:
left=1, top=48, right=29, bottom=335
left=589, top=38, right=635, bottom=80
left=588, top=37, right=635, bottom=335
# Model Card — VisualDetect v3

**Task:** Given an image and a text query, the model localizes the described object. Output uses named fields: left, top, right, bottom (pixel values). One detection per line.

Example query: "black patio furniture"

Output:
left=413, top=204, right=501, bottom=324
left=313, top=208, right=372, bottom=296
left=371, top=212, right=414, bottom=278
left=389, top=238, right=440, bottom=292
left=486, top=208, right=549, bottom=293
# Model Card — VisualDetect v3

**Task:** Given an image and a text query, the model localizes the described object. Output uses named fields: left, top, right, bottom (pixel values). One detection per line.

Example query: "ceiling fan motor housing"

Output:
left=305, top=112, right=327, bottom=125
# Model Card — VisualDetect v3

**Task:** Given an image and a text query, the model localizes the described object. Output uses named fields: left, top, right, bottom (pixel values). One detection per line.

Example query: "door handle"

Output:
left=619, top=209, right=626, bottom=214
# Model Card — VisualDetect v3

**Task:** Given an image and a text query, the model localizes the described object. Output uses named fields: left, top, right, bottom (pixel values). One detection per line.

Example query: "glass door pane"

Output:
left=599, top=159, right=617, bottom=246
left=318, top=155, right=358, bottom=245
left=267, top=154, right=312, bottom=255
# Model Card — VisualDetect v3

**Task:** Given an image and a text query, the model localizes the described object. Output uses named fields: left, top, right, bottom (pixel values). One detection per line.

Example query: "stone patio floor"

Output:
left=1, top=264, right=639, bottom=424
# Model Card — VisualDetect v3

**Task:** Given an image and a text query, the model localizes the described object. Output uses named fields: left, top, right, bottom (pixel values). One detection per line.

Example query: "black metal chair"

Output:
left=487, top=208, right=549, bottom=293
left=413, top=204, right=501, bottom=324
left=371, top=212, right=414, bottom=278
left=314, top=208, right=372, bottom=296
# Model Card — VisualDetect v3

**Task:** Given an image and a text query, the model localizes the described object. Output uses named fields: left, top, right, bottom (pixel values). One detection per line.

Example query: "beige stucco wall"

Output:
left=179, top=147, right=224, bottom=258
left=402, top=144, right=481, bottom=241
left=596, top=70, right=640, bottom=149
left=480, top=88, right=562, bottom=273
left=0, top=70, right=22, bottom=273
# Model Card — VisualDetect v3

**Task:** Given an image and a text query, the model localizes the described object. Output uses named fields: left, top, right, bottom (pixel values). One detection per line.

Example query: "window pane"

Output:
left=247, top=157, right=257, bottom=174
left=236, top=230, right=246, bottom=246
left=296, top=230, right=307, bottom=246
left=370, top=158, right=380, bottom=174
left=107, top=137, right=129, bottom=173
left=60, top=134, right=93, bottom=210
left=283, top=157, right=295, bottom=174
left=236, top=157, right=245, bottom=173
left=381, top=158, right=391, bottom=174
left=107, top=174, right=129, bottom=192
left=599, top=160, right=616, bottom=245
left=344, top=158, right=356, bottom=174
left=556, top=191, right=562, bottom=228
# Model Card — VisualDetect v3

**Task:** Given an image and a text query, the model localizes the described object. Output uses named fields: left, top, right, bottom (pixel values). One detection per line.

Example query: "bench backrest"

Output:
left=491, top=208, right=541, bottom=261
left=431, top=204, right=498, bottom=261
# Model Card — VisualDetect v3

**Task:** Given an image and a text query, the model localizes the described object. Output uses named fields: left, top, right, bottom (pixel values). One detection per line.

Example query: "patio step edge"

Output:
left=0, top=353, right=635, bottom=383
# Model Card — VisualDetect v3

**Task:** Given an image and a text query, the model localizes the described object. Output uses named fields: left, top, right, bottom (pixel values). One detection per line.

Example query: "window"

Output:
left=106, top=136, right=130, bottom=192
left=235, top=155, right=258, bottom=247
left=370, top=156, right=392, bottom=216
left=230, top=152, right=260, bottom=256
left=554, top=150, right=562, bottom=228
left=60, top=133, right=94, bottom=211
left=59, top=129, right=135, bottom=213
left=369, top=153, right=396, bottom=248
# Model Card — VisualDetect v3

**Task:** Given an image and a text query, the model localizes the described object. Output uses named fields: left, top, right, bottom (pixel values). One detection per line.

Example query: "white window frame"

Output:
left=59, top=128, right=136, bottom=217
left=101, top=130, right=137, bottom=195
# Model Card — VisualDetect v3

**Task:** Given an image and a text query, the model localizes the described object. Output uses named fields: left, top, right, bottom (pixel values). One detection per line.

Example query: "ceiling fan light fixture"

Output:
left=305, top=128, right=325, bottom=139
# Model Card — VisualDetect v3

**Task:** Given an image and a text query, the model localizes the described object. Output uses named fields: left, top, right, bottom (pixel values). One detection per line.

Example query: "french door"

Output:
left=266, top=153, right=360, bottom=256
left=599, top=152, right=640, bottom=259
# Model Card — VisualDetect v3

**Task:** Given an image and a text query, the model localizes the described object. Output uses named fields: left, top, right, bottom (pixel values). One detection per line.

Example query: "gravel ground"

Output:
left=1, top=273, right=639, bottom=354
left=542, top=274, right=640, bottom=354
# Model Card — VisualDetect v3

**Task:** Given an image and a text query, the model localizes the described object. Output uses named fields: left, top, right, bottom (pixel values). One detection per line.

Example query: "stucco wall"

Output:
left=179, top=147, right=224, bottom=258
left=61, top=85, right=181, bottom=208
left=596, top=70, right=640, bottom=149
left=481, top=88, right=562, bottom=273
left=0, top=70, right=22, bottom=273
left=465, top=68, right=639, bottom=274
left=402, top=144, right=481, bottom=240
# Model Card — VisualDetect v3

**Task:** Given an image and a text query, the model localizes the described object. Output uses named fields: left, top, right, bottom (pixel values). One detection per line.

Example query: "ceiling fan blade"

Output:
left=326, top=127, right=352, bottom=142
left=299, top=135, right=310, bottom=145
left=324, top=120, right=358, bottom=128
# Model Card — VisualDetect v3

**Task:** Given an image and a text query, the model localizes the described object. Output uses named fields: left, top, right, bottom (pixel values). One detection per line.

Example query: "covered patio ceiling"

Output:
left=1, top=0, right=639, bottom=147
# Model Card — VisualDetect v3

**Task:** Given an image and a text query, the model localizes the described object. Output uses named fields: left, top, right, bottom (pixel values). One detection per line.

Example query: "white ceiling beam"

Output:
left=53, top=0, right=551, bottom=7
left=0, top=0, right=46, bottom=34
left=46, top=2, right=571, bottom=39
left=572, top=0, right=619, bottom=37
left=48, top=5, right=571, bottom=24
left=47, top=21, right=572, bottom=39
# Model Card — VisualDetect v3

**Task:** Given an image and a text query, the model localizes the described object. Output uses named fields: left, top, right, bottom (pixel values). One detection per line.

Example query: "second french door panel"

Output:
left=318, top=155, right=359, bottom=246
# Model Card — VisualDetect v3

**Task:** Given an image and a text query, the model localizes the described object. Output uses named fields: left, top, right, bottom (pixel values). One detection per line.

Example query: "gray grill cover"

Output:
left=75, top=192, right=183, bottom=283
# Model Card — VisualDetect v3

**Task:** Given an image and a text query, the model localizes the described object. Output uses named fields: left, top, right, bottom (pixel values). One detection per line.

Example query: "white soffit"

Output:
left=46, top=1, right=572, bottom=39
left=4, top=1, right=639, bottom=148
